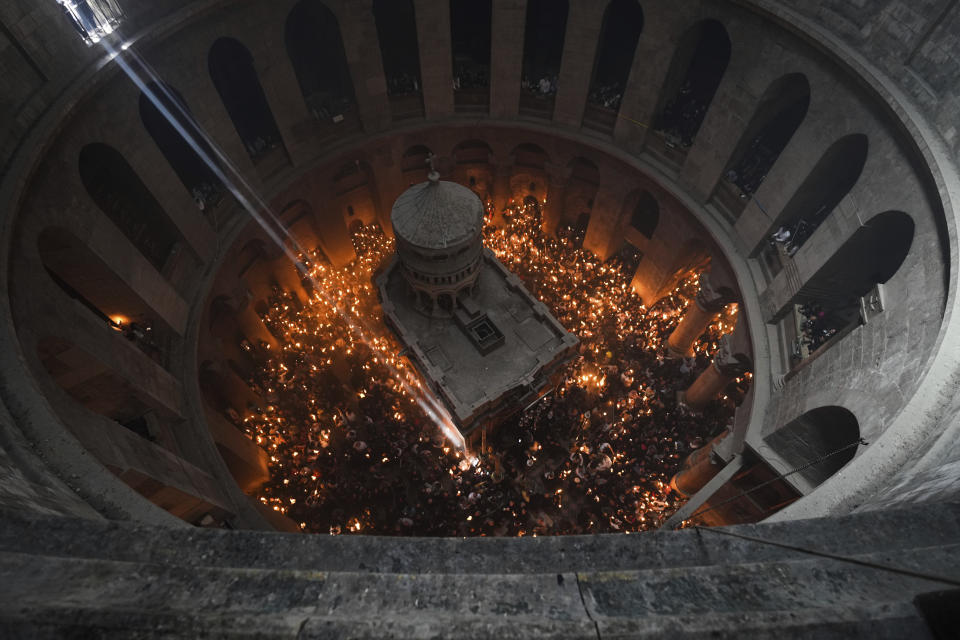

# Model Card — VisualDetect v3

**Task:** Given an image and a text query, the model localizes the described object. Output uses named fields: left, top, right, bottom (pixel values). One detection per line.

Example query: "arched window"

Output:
left=78, top=143, right=182, bottom=272
left=762, top=134, right=869, bottom=273
left=402, top=145, right=433, bottom=182
left=765, top=407, right=860, bottom=486
left=139, top=82, right=224, bottom=217
left=630, top=191, right=659, bottom=239
left=785, top=211, right=913, bottom=361
left=652, top=20, right=731, bottom=154
left=520, top=0, right=569, bottom=120
left=208, top=37, right=285, bottom=164
left=583, top=0, right=644, bottom=133
left=718, top=73, right=811, bottom=218
left=285, top=0, right=357, bottom=124
left=57, top=0, right=124, bottom=45
left=373, top=0, right=424, bottom=120
left=450, top=0, right=492, bottom=113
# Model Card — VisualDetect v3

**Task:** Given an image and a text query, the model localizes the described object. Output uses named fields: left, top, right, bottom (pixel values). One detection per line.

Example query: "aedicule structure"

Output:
left=377, top=170, right=578, bottom=447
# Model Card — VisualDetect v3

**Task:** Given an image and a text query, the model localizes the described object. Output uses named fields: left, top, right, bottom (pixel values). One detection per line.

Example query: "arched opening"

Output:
left=650, top=20, right=731, bottom=165
left=509, top=143, right=549, bottom=201
left=765, top=406, right=860, bottom=487
left=38, top=227, right=177, bottom=365
left=285, top=0, right=357, bottom=130
left=78, top=143, right=183, bottom=274
left=450, top=0, right=492, bottom=114
left=715, top=73, right=811, bottom=221
left=561, top=157, right=600, bottom=247
left=761, top=134, right=869, bottom=274
left=208, top=37, right=287, bottom=168
left=139, top=82, right=224, bottom=221
left=520, top=0, right=569, bottom=120
left=333, top=160, right=379, bottom=227
left=373, top=0, right=424, bottom=120
left=278, top=200, right=322, bottom=254
left=630, top=191, right=659, bottom=239
left=402, top=145, right=433, bottom=183
left=583, top=0, right=644, bottom=135
left=453, top=140, right=494, bottom=201
left=784, top=211, right=914, bottom=365
left=37, top=334, right=227, bottom=524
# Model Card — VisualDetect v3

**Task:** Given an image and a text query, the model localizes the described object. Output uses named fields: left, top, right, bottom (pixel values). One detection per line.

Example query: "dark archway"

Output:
left=765, top=406, right=860, bottom=486
left=718, top=73, right=811, bottom=218
left=450, top=0, right=492, bottom=113
left=453, top=139, right=494, bottom=201
left=285, top=0, right=356, bottom=123
left=630, top=191, right=659, bottom=239
left=209, top=38, right=285, bottom=164
left=373, top=0, right=423, bottom=120
left=78, top=143, right=181, bottom=272
left=785, top=211, right=914, bottom=359
left=139, top=82, right=224, bottom=217
left=583, top=0, right=644, bottom=133
left=520, top=0, right=568, bottom=119
left=761, top=134, right=869, bottom=272
left=652, top=20, right=731, bottom=155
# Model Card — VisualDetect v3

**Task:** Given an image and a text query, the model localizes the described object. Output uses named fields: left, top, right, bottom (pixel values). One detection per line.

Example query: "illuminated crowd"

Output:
left=240, top=199, right=745, bottom=535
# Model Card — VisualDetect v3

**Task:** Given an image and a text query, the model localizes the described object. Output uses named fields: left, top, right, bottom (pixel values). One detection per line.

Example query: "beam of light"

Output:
left=93, top=36, right=466, bottom=450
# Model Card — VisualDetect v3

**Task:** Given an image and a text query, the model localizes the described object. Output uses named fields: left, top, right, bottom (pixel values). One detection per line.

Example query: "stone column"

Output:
left=493, top=162, right=514, bottom=215
left=684, top=334, right=751, bottom=411
left=552, top=0, right=606, bottom=127
left=541, top=170, right=568, bottom=236
left=489, top=0, right=525, bottom=118
left=667, top=273, right=737, bottom=357
left=670, top=431, right=731, bottom=497
left=414, top=0, right=455, bottom=118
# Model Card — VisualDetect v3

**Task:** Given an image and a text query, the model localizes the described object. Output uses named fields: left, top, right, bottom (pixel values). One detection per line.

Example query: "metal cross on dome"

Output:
left=426, top=152, right=440, bottom=182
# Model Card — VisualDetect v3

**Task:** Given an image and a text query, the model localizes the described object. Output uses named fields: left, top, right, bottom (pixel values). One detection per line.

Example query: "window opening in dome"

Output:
left=57, top=0, right=124, bottom=45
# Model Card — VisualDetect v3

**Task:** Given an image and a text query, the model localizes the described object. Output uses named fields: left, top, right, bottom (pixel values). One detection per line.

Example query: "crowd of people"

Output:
left=724, top=137, right=777, bottom=198
left=453, top=63, right=490, bottom=91
left=587, top=82, right=624, bottom=110
left=190, top=181, right=223, bottom=212
left=243, top=134, right=282, bottom=162
left=521, top=74, right=558, bottom=97
left=795, top=302, right=844, bottom=357
left=238, top=201, right=744, bottom=536
left=305, top=91, right=354, bottom=124
left=654, top=81, right=710, bottom=149
left=386, top=72, right=421, bottom=97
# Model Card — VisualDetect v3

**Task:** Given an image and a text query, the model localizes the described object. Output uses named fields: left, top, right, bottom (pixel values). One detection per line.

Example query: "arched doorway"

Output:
left=650, top=20, right=731, bottom=166
left=208, top=38, right=287, bottom=167
left=715, top=73, right=811, bottom=221
left=78, top=143, right=182, bottom=273
left=139, top=82, right=224, bottom=222
left=519, top=0, right=568, bottom=120
left=760, top=134, right=869, bottom=274
left=450, top=0, right=492, bottom=114
left=285, top=0, right=358, bottom=131
left=583, top=0, right=644, bottom=135
left=373, top=0, right=424, bottom=120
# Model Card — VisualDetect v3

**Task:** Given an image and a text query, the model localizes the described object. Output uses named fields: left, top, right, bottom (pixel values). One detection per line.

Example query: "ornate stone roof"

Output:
left=391, top=177, right=484, bottom=250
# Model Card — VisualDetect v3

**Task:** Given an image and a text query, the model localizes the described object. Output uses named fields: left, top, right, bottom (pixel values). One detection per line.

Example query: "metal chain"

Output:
left=680, top=437, right=869, bottom=526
